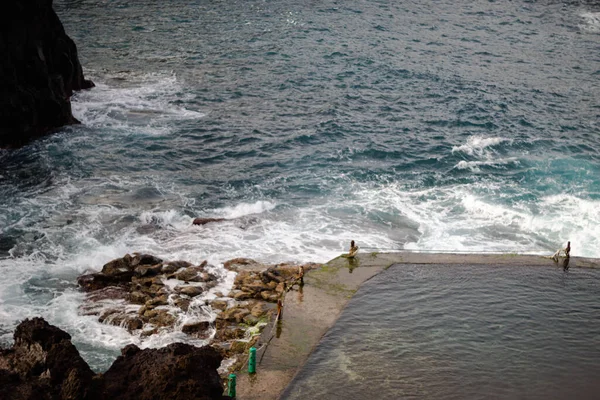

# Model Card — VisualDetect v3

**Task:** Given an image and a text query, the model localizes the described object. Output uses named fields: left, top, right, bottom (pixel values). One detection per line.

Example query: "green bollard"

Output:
left=227, top=373, right=236, bottom=398
left=248, top=346, right=257, bottom=374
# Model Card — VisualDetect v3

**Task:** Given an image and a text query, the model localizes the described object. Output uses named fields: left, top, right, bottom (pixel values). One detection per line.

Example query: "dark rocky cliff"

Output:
left=0, top=0, right=94, bottom=148
left=0, top=318, right=231, bottom=400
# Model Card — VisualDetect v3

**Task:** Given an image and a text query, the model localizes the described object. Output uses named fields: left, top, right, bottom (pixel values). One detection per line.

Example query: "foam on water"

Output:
left=71, top=71, right=204, bottom=135
left=211, top=200, right=277, bottom=219
left=579, top=11, right=600, bottom=33
left=451, top=136, right=509, bottom=157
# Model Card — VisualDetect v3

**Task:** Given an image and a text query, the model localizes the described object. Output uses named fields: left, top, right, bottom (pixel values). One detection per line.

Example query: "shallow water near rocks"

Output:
left=284, top=264, right=600, bottom=399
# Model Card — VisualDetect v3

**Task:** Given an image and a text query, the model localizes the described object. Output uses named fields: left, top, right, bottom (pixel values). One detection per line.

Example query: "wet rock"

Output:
left=0, top=369, right=52, bottom=400
left=102, top=342, right=226, bottom=400
left=174, top=266, right=204, bottom=282
left=223, top=258, right=262, bottom=272
left=127, top=291, right=149, bottom=305
left=243, top=315, right=259, bottom=325
left=130, top=254, right=163, bottom=267
left=192, top=217, right=226, bottom=226
left=101, top=256, right=134, bottom=279
left=175, top=285, right=203, bottom=297
left=148, top=309, right=176, bottom=327
left=86, top=286, right=128, bottom=302
left=181, top=321, right=211, bottom=335
left=122, top=317, right=143, bottom=332
left=0, top=318, right=230, bottom=399
left=134, top=263, right=163, bottom=277
left=0, top=318, right=95, bottom=400
left=233, top=291, right=253, bottom=301
left=145, top=294, right=168, bottom=308
left=173, top=296, right=191, bottom=312
left=251, top=302, right=272, bottom=318
left=0, top=0, right=94, bottom=148
left=211, top=300, right=229, bottom=311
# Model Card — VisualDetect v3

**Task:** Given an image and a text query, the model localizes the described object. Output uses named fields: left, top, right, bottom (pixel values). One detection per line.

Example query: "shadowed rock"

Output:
left=102, top=343, right=226, bottom=400
left=0, top=0, right=94, bottom=147
left=193, top=218, right=226, bottom=226
left=0, top=317, right=96, bottom=400
left=0, top=318, right=230, bottom=400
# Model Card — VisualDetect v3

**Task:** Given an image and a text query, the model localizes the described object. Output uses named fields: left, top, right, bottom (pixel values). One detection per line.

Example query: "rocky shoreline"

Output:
left=76, top=253, right=318, bottom=376
left=0, top=253, right=321, bottom=398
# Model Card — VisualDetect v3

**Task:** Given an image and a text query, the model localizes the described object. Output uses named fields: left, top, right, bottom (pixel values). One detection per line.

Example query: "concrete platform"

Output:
left=231, top=252, right=599, bottom=399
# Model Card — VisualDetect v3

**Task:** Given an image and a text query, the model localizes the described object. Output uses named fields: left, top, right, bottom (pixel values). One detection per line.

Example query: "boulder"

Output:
left=0, top=318, right=231, bottom=399
left=175, top=285, right=204, bottom=297
left=102, top=343, right=226, bottom=400
left=0, top=318, right=95, bottom=400
left=181, top=321, right=211, bottom=336
left=130, top=254, right=163, bottom=267
left=174, top=266, right=204, bottom=282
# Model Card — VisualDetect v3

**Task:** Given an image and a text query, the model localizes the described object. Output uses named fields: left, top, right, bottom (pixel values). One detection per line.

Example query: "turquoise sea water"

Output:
left=0, top=0, right=599, bottom=371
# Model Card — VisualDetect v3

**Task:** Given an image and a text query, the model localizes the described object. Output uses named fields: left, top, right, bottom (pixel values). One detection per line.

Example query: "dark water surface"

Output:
left=284, top=264, right=600, bottom=399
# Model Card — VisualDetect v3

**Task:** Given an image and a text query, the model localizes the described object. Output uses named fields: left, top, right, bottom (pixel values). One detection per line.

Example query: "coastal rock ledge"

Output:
left=0, top=0, right=94, bottom=148
left=0, top=317, right=231, bottom=400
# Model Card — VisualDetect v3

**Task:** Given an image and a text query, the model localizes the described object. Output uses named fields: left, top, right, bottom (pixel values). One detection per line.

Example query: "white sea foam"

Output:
left=71, top=72, right=204, bottom=135
left=579, top=11, right=600, bottom=33
left=451, top=135, right=509, bottom=157
left=455, top=158, right=518, bottom=172
left=211, top=200, right=277, bottom=219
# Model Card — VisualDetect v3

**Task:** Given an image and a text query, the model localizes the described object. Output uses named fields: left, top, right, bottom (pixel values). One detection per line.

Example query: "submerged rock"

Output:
left=0, top=0, right=94, bottom=147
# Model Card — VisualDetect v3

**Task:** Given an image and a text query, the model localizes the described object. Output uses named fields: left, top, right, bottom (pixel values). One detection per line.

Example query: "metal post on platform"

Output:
left=227, top=373, right=236, bottom=398
left=248, top=346, right=257, bottom=374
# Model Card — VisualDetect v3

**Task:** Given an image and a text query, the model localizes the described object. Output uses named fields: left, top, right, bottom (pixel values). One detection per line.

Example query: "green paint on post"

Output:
left=248, top=346, right=257, bottom=374
left=227, top=373, right=236, bottom=398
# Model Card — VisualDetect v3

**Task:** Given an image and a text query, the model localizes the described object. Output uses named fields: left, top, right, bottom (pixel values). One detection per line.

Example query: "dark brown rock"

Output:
left=130, top=254, right=163, bottom=267
left=175, top=266, right=205, bottom=282
left=0, top=0, right=94, bottom=148
left=0, top=318, right=231, bottom=399
left=181, top=321, right=211, bottom=336
left=223, top=258, right=262, bottom=272
left=175, top=285, right=204, bottom=297
left=0, top=318, right=95, bottom=400
left=134, top=263, right=163, bottom=277
left=102, top=343, right=226, bottom=400
left=192, top=218, right=226, bottom=226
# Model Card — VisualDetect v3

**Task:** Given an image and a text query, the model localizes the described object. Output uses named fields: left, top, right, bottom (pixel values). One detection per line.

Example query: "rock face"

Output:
left=0, top=318, right=230, bottom=400
left=0, top=0, right=94, bottom=148
left=0, top=317, right=96, bottom=400
left=103, top=343, right=225, bottom=400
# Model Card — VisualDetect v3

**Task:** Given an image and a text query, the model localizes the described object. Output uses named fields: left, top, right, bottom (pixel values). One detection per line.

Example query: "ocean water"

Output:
left=0, top=0, right=599, bottom=371
left=283, top=264, right=600, bottom=399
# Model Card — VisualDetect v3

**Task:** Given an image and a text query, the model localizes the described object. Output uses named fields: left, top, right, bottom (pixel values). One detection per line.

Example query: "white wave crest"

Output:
left=71, top=71, right=204, bottom=135
left=455, top=158, right=518, bottom=172
left=213, top=200, right=277, bottom=219
left=579, top=11, right=600, bottom=33
left=452, top=135, right=509, bottom=157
